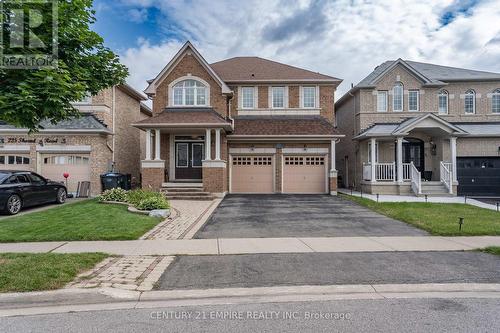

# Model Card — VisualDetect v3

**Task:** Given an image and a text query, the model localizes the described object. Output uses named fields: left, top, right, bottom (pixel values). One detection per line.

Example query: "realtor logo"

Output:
left=0, top=0, right=58, bottom=69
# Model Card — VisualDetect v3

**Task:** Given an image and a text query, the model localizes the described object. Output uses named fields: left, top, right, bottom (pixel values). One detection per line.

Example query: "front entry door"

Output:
left=175, top=142, right=204, bottom=180
left=402, top=138, right=424, bottom=173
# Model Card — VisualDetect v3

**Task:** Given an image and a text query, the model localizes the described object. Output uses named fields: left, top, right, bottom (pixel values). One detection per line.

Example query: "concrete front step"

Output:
left=164, top=188, right=206, bottom=193
left=163, top=182, right=203, bottom=188
left=165, top=195, right=215, bottom=201
left=164, top=191, right=212, bottom=196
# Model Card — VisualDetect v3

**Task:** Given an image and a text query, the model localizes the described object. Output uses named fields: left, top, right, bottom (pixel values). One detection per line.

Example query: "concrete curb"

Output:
left=1, top=283, right=500, bottom=317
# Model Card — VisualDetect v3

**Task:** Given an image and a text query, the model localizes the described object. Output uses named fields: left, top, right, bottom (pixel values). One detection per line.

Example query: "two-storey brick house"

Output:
left=0, top=84, right=151, bottom=195
left=335, top=59, right=500, bottom=196
left=134, top=42, right=343, bottom=197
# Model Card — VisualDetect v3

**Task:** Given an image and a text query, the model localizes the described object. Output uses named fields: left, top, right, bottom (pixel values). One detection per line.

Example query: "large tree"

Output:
left=0, top=0, right=128, bottom=130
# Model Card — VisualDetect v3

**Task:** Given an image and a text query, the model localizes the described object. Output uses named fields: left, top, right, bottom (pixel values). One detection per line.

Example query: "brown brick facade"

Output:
left=202, top=166, right=227, bottom=194
left=141, top=167, right=164, bottom=192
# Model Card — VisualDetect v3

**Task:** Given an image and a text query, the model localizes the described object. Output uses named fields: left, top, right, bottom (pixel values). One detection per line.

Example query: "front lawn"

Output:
left=481, top=247, right=500, bottom=256
left=342, top=194, right=500, bottom=236
left=0, top=253, right=107, bottom=292
left=0, top=200, right=162, bottom=242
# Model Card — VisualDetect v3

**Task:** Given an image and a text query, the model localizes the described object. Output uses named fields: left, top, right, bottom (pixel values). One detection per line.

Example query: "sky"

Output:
left=92, top=0, right=500, bottom=99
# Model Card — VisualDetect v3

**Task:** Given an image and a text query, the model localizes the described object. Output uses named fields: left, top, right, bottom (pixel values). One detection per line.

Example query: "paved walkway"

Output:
left=1, top=236, right=500, bottom=255
left=140, top=199, right=220, bottom=240
left=339, top=189, right=500, bottom=211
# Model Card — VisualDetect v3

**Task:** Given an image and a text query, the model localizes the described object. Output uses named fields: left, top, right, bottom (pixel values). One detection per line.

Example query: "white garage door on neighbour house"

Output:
left=0, top=154, right=32, bottom=171
left=41, top=154, right=90, bottom=193
left=231, top=156, right=274, bottom=193
left=283, top=156, right=327, bottom=194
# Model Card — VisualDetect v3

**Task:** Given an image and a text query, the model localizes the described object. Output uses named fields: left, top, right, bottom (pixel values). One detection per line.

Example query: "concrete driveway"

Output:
left=194, top=194, right=426, bottom=238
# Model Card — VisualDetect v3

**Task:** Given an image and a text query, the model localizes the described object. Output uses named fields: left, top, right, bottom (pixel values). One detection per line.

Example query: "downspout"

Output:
left=111, top=86, right=116, bottom=171
left=349, top=86, right=356, bottom=189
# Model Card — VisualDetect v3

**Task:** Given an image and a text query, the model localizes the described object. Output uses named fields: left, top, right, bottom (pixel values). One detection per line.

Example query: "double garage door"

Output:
left=457, top=157, right=500, bottom=196
left=231, top=155, right=327, bottom=194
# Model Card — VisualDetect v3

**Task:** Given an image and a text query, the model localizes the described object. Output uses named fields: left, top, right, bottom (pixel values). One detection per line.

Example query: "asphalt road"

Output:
left=195, top=194, right=427, bottom=238
left=157, top=251, right=500, bottom=290
left=1, top=298, right=499, bottom=332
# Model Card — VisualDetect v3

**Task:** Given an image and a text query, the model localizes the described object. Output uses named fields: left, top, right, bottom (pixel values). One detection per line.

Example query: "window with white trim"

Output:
left=377, top=91, right=387, bottom=112
left=272, top=86, right=285, bottom=108
left=0, top=155, right=30, bottom=165
left=172, top=79, right=207, bottom=106
left=392, top=82, right=403, bottom=112
left=241, top=87, right=255, bottom=109
left=302, top=86, right=316, bottom=108
left=464, top=89, right=475, bottom=114
left=492, top=89, right=500, bottom=113
left=408, top=90, right=419, bottom=111
left=438, top=90, right=448, bottom=114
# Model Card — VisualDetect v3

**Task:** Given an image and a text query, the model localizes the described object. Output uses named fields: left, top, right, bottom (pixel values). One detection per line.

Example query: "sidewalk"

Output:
left=338, top=188, right=499, bottom=211
left=1, top=236, right=500, bottom=255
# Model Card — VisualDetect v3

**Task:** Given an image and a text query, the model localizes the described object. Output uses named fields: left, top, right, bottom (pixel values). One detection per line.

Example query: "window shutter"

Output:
left=268, top=86, right=272, bottom=108
left=254, top=86, right=259, bottom=109
left=238, top=86, right=242, bottom=108
left=284, top=86, right=289, bottom=108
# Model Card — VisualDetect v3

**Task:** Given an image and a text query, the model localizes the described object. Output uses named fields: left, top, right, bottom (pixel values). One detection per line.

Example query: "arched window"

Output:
left=172, top=79, right=208, bottom=106
left=438, top=90, right=448, bottom=114
left=492, top=89, right=500, bottom=114
left=464, top=89, right=475, bottom=114
left=393, top=82, right=403, bottom=112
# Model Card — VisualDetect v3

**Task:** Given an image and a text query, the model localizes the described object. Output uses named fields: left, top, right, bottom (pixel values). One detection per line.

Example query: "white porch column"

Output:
left=450, top=136, right=457, bottom=182
left=145, top=129, right=152, bottom=160
left=396, top=137, right=403, bottom=182
left=330, top=140, right=336, bottom=170
left=154, top=129, right=161, bottom=160
left=205, top=129, right=212, bottom=161
left=370, top=138, right=376, bottom=182
left=215, top=128, right=221, bottom=160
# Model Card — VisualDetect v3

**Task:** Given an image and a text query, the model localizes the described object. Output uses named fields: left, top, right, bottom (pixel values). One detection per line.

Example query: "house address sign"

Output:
left=0, top=137, right=67, bottom=145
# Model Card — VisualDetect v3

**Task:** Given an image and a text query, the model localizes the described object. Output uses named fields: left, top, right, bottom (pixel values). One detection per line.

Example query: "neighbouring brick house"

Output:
left=0, top=84, right=152, bottom=195
left=335, top=59, right=500, bottom=197
left=134, top=41, right=343, bottom=198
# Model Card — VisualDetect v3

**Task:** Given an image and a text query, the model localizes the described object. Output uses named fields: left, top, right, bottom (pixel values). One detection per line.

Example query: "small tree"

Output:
left=0, top=0, right=129, bottom=130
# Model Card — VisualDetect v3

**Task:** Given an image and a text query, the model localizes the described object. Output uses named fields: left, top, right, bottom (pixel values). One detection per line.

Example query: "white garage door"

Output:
left=41, top=154, right=90, bottom=193
left=0, top=155, right=32, bottom=171
left=283, top=156, right=327, bottom=194
left=231, top=156, right=274, bottom=193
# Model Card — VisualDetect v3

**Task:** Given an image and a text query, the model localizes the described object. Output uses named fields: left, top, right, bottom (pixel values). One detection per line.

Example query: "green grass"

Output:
left=481, top=247, right=500, bottom=256
left=0, top=253, right=107, bottom=292
left=341, top=194, right=500, bottom=236
left=0, top=200, right=162, bottom=242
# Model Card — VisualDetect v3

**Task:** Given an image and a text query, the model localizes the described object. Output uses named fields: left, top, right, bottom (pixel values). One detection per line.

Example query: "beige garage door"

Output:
left=41, top=154, right=90, bottom=193
left=231, top=156, right=274, bottom=193
left=283, top=156, right=327, bottom=194
left=0, top=154, right=32, bottom=171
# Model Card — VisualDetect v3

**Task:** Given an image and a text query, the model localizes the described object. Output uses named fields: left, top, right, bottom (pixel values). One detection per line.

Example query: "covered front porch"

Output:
left=355, top=114, right=468, bottom=196
left=133, top=108, right=233, bottom=196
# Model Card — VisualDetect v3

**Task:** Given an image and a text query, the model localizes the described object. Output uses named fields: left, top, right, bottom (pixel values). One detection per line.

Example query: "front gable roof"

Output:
left=144, top=41, right=231, bottom=96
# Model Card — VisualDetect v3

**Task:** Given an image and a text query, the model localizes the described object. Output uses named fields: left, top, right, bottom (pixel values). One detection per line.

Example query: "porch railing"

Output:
left=402, top=163, right=411, bottom=181
left=410, top=162, right=422, bottom=195
left=440, top=161, right=453, bottom=194
left=376, top=162, right=396, bottom=181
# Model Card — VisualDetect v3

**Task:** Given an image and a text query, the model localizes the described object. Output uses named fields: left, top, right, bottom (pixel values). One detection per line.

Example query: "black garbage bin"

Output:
left=100, top=173, right=132, bottom=191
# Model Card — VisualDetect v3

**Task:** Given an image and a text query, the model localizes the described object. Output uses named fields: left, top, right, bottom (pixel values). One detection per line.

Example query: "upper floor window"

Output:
left=392, top=82, right=403, bottom=112
left=377, top=91, right=387, bottom=112
left=172, top=79, right=207, bottom=106
left=464, top=89, right=475, bottom=114
left=492, top=89, right=500, bottom=114
left=272, top=86, right=285, bottom=108
left=408, top=90, right=419, bottom=112
left=241, top=87, right=255, bottom=109
left=302, top=86, right=316, bottom=108
left=438, top=90, right=448, bottom=114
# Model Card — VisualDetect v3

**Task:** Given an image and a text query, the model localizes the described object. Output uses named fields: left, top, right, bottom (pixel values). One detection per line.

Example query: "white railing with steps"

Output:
left=402, top=163, right=411, bottom=181
left=440, top=161, right=453, bottom=194
left=410, top=162, right=422, bottom=195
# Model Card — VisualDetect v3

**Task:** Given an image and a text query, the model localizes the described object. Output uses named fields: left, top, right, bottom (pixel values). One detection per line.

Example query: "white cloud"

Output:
left=119, top=0, right=500, bottom=98
left=127, top=8, right=149, bottom=23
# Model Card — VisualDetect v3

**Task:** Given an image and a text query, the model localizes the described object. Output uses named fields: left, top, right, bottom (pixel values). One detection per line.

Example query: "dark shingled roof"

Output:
left=0, top=114, right=109, bottom=131
left=232, top=116, right=342, bottom=136
left=210, top=57, right=341, bottom=83
left=134, top=107, right=231, bottom=126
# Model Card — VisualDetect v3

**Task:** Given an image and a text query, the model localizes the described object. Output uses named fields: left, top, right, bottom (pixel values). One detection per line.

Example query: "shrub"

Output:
left=126, top=189, right=163, bottom=207
left=136, top=196, right=169, bottom=211
left=97, top=188, right=128, bottom=202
